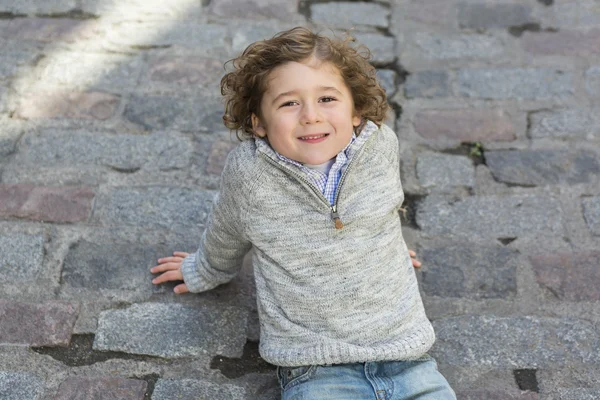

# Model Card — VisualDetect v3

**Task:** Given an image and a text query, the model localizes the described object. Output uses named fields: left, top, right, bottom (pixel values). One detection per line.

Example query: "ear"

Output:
left=251, top=113, right=267, bottom=138
left=352, top=114, right=361, bottom=127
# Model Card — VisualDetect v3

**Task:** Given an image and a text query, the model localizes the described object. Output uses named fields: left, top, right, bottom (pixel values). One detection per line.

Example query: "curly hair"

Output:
left=220, top=27, right=389, bottom=140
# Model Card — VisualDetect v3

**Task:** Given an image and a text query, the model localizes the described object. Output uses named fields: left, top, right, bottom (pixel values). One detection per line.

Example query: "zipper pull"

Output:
left=331, top=205, right=344, bottom=229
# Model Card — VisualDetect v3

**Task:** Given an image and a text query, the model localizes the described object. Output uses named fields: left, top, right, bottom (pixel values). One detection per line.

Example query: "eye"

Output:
left=320, top=96, right=337, bottom=103
left=279, top=101, right=298, bottom=108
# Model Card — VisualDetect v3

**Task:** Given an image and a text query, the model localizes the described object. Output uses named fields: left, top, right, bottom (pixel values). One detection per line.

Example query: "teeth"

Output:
left=300, top=134, right=326, bottom=140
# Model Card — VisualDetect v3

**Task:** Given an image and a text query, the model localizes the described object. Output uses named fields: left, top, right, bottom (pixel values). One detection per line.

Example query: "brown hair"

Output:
left=220, top=26, right=389, bottom=140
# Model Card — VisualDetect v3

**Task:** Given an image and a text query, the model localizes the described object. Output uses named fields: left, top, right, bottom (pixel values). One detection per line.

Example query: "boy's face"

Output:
left=251, top=58, right=361, bottom=165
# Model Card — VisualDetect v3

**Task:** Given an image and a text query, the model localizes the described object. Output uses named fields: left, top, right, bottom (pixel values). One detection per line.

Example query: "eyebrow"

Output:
left=270, top=86, right=344, bottom=106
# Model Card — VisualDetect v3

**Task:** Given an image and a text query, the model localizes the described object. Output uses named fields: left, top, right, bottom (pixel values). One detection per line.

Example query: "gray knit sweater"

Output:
left=181, top=122, right=435, bottom=367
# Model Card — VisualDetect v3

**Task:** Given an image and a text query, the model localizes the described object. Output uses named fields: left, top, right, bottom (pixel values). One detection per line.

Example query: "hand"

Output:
left=409, top=249, right=422, bottom=268
left=150, top=251, right=190, bottom=294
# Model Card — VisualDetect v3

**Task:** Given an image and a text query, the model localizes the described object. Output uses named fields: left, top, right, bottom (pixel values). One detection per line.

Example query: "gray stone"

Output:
left=0, top=45, right=40, bottom=80
left=310, top=2, right=389, bottom=28
left=106, top=22, right=228, bottom=53
left=582, top=197, right=600, bottom=236
left=404, top=71, right=450, bottom=98
left=62, top=241, right=165, bottom=291
left=0, top=234, right=44, bottom=283
left=376, top=69, right=396, bottom=97
left=553, top=1, right=600, bottom=27
left=586, top=66, right=600, bottom=98
left=431, top=316, right=600, bottom=367
left=17, top=130, right=191, bottom=171
left=91, top=187, right=214, bottom=230
left=353, top=33, right=395, bottom=65
left=0, top=0, right=76, bottom=15
left=413, top=32, right=505, bottom=60
left=152, top=379, right=246, bottom=400
left=0, top=119, right=22, bottom=156
left=458, top=69, right=574, bottom=100
left=486, top=150, right=600, bottom=186
left=416, top=153, right=474, bottom=191
left=420, top=243, right=518, bottom=299
left=40, top=53, right=143, bottom=91
left=124, top=95, right=223, bottom=132
left=458, top=3, right=534, bottom=30
left=231, top=23, right=295, bottom=54
left=54, top=377, right=146, bottom=400
left=94, top=302, right=248, bottom=358
left=529, top=109, right=600, bottom=140
left=209, top=0, right=300, bottom=21
left=0, top=300, right=79, bottom=346
left=80, top=0, right=203, bottom=19
left=416, top=194, right=564, bottom=239
left=555, top=389, right=600, bottom=400
left=0, top=372, right=44, bottom=400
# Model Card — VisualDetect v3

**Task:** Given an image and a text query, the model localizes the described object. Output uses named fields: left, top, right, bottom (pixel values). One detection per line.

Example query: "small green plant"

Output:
left=469, top=142, right=483, bottom=158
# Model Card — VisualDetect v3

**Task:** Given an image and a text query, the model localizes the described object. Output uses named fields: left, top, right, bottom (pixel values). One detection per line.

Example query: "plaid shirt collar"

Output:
left=255, top=121, right=378, bottom=204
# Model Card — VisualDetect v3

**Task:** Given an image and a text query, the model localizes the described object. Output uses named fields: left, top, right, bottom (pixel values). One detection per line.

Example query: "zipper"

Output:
left=330, top=131, right=378, bottom=229
left=258, top=130, right=379, bottom=229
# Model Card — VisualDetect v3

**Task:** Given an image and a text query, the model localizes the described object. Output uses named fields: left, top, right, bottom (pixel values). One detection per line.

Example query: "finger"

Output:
left=408, top=250, right=416, bottom=257
left=412, top=259, right=422, bottom=268
left=152, top=270, right=183, bottom=284
left=173, top=252, right=190, bottom=257
left=157, top=256, right=184, bottom=264
left=150, top=262, right=181, bottom=273
left=174, top=283, right=189, bottom=294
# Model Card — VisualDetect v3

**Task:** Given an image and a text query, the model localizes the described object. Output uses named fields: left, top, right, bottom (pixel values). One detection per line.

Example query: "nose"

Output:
left=300, top=103, right=321, bottom=124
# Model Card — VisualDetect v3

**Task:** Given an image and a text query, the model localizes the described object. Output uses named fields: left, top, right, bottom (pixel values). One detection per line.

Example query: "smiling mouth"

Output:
left=299, top=134, right=329, bottom=140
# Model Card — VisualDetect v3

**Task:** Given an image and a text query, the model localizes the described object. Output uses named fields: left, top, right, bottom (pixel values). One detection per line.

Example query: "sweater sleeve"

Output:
left=180, top=150, right=252, bottom=293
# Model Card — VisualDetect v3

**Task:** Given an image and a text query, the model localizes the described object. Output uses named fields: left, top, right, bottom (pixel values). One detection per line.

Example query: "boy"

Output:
left=151, top=27, right=455, bottom=399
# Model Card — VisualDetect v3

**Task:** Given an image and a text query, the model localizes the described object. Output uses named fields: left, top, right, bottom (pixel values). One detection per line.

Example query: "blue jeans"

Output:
left=277, top=354, right=456, bottom=400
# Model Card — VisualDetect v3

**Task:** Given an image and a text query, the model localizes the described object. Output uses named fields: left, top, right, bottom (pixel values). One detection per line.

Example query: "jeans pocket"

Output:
left=277, top=365, right=317, bottom=391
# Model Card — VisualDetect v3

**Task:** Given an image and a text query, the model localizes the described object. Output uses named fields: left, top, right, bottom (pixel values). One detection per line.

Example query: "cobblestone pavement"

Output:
left=0, top=0, right=599, bottom=399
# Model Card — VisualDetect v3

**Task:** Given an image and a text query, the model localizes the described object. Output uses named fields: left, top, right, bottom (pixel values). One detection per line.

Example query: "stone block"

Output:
left=310, top=2, right=389, bottom=28
left=456, top=389, right=538, bottom=400
left=582, top=197, right=600, bottom=236
left=523, top=30, right=600, bottom=57
left=0, top=184, right=94, bottom=223
left=106, top=22, right=228, bottom=53
left=0, top=44, right=40, bottom=80
left=2, top=18, right=99, bottom=43
left=206, top=140, right=238, bottom=175
left=94, top=302, right=247, bottom=358
left=0, top=233, right=44, bottom=283
left=458, top=68, right=574, bottom=100
left=62, top=241, right=166, bottom=291
left=209, top=0, right=300, bottom=20
left=552, top=1, right=600, bottom=27
left=54, top=377, right=146, bottom=400
left=0, top=118, right=23, bottom=157
left=554, top=389, right=600, bottom=400
left=123, top=95, right=223, bottom=132
left=14, top=91, right=120, bottom=120
left=529, top=108, right=600, bottom=140
left=152, top=378, right=246, bottom=400
left=586, top=66, right=600, bottom=98
left=416, top=194, right=563, bottom=239
left=486, top=150, right=600, bottom=186
left=80, top=0, right=203, bottom=19
left=413, top=32, right=505, bottom=60
left=404, top=71, right=450, bottom=98
left=0, top=372, right=44, bottom=400
left=458, top=3, right=534, bottom=30
left=376, top=69, right=396, bottom=97
left=431, top=316, right=599, bottom=367
left=416, top=153, right=474, bottom=191
left=146, top=55, right=223, bottom=87
left=0, top=300, right=78, bottom=346
left=0, top=0, right=76, bottom=15
left=420, top=242, right=518, bottom=299
left=414, top=109, right=516, bottom=142
left=17, top=131, right=191, bottom=171
left=91, top=187, right=214, bottom=230
left=353, top=32, right=395, bottom=65
left=530, top=252, right=600, bottom=302
left=40, top=53, right=142, bottom=91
